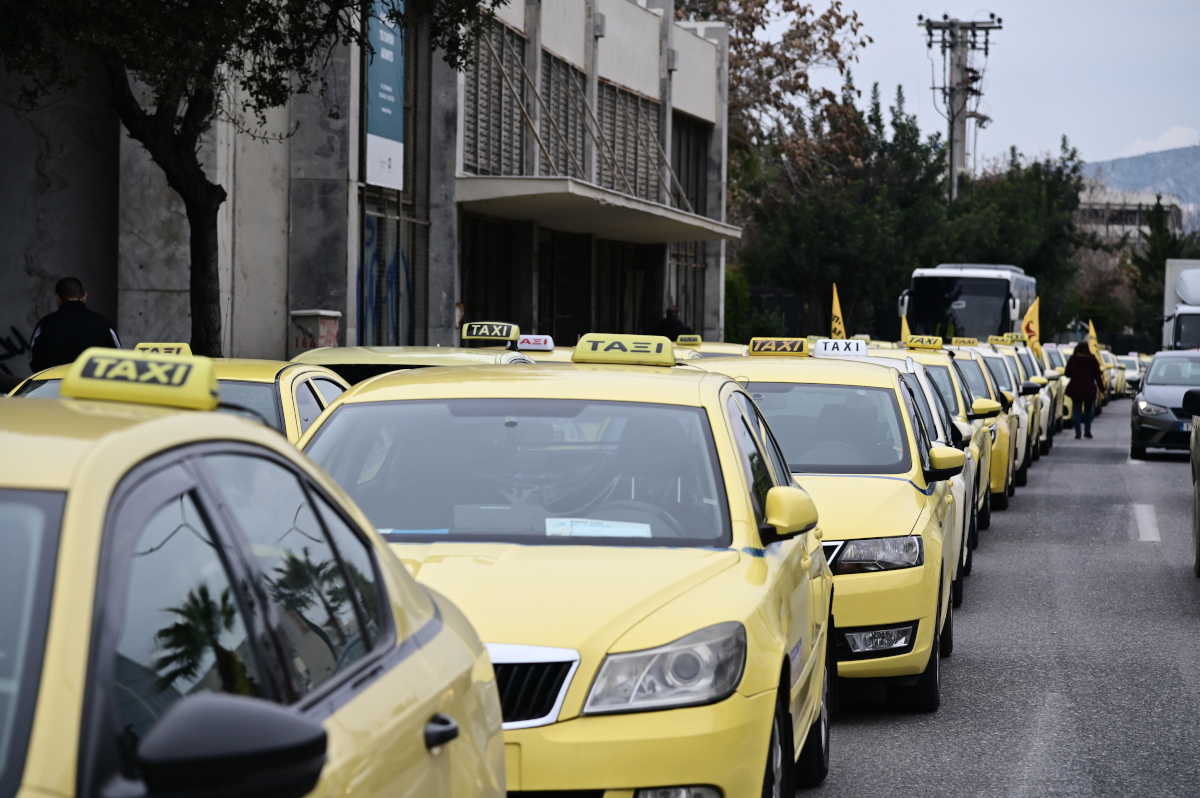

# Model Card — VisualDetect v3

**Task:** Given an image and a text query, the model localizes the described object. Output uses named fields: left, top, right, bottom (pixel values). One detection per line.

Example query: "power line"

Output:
left=919, top=13, right=1002, bottom=204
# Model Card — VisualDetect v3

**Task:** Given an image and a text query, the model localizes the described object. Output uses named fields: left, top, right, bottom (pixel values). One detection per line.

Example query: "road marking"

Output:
left=1133, top=504, right=1161, bottom=542
left=1126, top=459, right=1144, bottom=466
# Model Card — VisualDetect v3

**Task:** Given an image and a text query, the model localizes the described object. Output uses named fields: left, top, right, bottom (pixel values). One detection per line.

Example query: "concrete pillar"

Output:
left=583, top=0, right=600, bottom=183
left=426, top=49, right=461, bottom=346
left=700, top=23, right=730, bottom=341
left=523, top=0, right=543, bottom=177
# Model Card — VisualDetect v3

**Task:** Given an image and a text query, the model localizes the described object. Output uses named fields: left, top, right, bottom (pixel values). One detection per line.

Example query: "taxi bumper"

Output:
left=505, top=690, right=775, bottom=797
left=828, top=565, right=937, bottom=678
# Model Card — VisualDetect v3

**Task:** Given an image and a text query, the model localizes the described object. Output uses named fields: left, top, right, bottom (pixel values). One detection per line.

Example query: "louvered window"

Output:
left=463, top=22, right=527, bottom=176
left=671, top=111, right=711, bottom=216
left=538, top=52, right=587, bottom=178
left=596, top=81, right=661, bottom=203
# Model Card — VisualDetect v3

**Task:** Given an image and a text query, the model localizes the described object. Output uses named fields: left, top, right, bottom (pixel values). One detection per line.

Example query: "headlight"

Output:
left=1138, top=399, right=1168, bottom=415
left=833, top=535, right=924, bottom=575
left=584, top=623, right=746, bottom=714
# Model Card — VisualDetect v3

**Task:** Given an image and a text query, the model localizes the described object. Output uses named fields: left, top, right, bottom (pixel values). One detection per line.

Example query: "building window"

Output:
left=596, top=241, right=665, bottom=334
left=596, top=82, right=661, bottom=203
left=671, top=112, right=711, bottom=216
left=464, top=21, right=527, bottom=176
left=669, top=241, right=707, bottom=333
left=361, top=187, right=417, bottom=345
left=539, top=52, right=587, bottom=179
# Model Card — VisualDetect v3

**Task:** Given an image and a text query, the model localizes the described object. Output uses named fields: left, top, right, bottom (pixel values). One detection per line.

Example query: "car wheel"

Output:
left=939, top=597, right=954, bottom=658
left=1130, top=444, right=1146, bottom=460
left=761, top=682, right=797, bottom=798
left=1040, top=438, right=1051, bottom=455
left=992, top=484, right=1009, bottom=511
left=1193, top=481, right=1200, bottom=578
left=1015, top=444, right=1029, bottom=487
left=978, top=484, right=991, bottom=530
left=964, top=497, right=978, bottom=572
left=795, top=632, right=832, bottom=787
left=1032, top=436, right=1041, bottom=461
left=891, top=618, right=941, bottom=713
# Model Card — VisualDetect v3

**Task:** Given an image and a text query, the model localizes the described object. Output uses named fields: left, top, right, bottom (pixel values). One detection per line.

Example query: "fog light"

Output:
left=844, top=625, right=913, bottom=653
left=635, top=788, right=721, bottom=798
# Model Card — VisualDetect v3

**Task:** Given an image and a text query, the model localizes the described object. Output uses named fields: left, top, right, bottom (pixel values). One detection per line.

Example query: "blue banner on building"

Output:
left=366, top=4, right=405, bottom=190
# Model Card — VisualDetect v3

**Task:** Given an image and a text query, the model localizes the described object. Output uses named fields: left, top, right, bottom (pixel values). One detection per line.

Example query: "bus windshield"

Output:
left=909, top=276, right=1010, bottom=339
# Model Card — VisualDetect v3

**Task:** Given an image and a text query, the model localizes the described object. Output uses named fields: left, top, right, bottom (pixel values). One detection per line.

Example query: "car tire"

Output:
left=1193, top=481, right=1200, bottom=578
left=795, top=631, right=832, bottom=787
left=1040, top=438, right=1051, bottom=455
left=939, top=597, right=954, bottom=658
left=1130, top=444, right=1146, bottom=460
left=978, top=484, right=991, bottom=530
left=762, top=682, right=797, bottom=798
left=964, top=497, right=977, bottom=573
left=1032, top=436, right=1041, bottom=461
left=992, top=485, right=1009, bottom=511
left=892, top=618, right=941, bottom=713
left=1015, top=444, right=1029, bottom=487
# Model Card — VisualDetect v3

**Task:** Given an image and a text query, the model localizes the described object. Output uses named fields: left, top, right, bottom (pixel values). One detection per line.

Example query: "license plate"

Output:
left=1183, top=422, right=1193, bottom=432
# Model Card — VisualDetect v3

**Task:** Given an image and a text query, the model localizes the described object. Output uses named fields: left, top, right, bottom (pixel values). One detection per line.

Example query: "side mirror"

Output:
left=139, top=693, right=326, bottom=798
left=763, top=485, right=819, bottom=544
left=898, top=290, right=910, bottom=319
left=999, top=390, right=1014, bottom=411
left=970, top=397, right=1002, bottom=420
left=1118, top=364, right=1127, bottom=371
left=1044, top=369, right=1060, bottom=381
left=951, top=419, right=973, bottom=450
left=926, top=445, right=965, bottom=482
left=1030, top=376, right=1048, bottom=387
left=1020, top=381, right=1041, bottom=397
left=1183, top=389, right=1200, bottom=417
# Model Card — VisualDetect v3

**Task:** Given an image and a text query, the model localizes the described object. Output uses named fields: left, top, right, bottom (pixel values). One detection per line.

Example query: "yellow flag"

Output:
left=831, top=284, right=846, bottom=339
left=900, top=315, right=912, bottom=340
left=1087, top=319, right=1100, bottom=356
left=1022, top=298, right=1042, bottom=356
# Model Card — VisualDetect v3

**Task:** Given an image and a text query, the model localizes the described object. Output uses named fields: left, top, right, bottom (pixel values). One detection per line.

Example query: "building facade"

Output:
left=0, top=0, right=735, bottom=386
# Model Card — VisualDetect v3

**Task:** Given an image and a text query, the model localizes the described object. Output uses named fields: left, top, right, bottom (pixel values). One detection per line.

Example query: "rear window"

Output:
left=1047, top=349, right=1064, bottom=368
left=217, top=381, right=283, bottom=431
left=323, top=363, right=430, bottom=385
left=12, top=380, right=60, bottom=398
left=0, top=490, right=62, bottom=798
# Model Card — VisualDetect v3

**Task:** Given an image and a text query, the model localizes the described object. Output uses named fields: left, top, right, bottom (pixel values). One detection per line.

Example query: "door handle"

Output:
left=425, top=713, right=459, bottom=749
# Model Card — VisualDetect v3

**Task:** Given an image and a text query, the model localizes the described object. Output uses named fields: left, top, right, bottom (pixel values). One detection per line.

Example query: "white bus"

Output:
left=899, top=264, right=1037, bottom=340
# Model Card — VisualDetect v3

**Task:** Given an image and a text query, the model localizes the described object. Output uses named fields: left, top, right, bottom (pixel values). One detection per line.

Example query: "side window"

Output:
left=203, top=455, right=375, bottom=696
left=899, top=383, right=932, bottom=472
left=734, top=393, right=789, bottom=484
left=728, top=397, right=773, bottom=520
left=952, top=361, right=976, bottom=406
left=113, top=492, right=264, bottom=747
left=312, top=378, right=346, bottom=406
left=313, top=494, right=385, bottom=647
left=926, top=379, right=956, bottom=444
left=295, top=382, right=322, bottom=434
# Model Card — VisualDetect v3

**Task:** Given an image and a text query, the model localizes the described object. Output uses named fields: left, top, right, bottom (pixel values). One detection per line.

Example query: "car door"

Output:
left=725, top=390, right=815, bottom=737
left=198, top=449, right=481, bottom=798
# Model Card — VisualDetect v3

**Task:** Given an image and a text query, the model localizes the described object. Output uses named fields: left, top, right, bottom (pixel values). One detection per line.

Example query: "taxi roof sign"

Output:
left=516, top=334, right=555, bottom=352
left=1005, top=332, right=1029, bottom=343
left=950, top=337, right=978, bottom=346
left=811, top=338, right=867, bottom=358
left=60, top=348, right=219, bottom=410
left=572, top=334, right=676, bottom=366
left=987, top=335, right=1008, bottom=344
left=675, top=334, right=703, bottom=347
left=135, top=342, right=193, bottom=356
left=749, top=337, right=808, bottom=357
left=462, top=322, right=519, bottom=341
left=905, top=335, right=943, bottom=351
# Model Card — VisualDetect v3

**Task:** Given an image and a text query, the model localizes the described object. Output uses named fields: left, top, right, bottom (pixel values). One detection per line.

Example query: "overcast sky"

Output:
left=800, top=0, right=1200, bottom=165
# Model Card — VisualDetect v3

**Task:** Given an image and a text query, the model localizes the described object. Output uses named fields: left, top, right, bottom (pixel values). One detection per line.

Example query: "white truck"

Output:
left=1163, top=259, right=1200, bottom=350
left=899, top=264, right=1037, bottom=339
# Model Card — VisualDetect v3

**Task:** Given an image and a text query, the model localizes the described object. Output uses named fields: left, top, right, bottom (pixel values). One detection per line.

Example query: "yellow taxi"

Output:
left=300, top=334, right=837, bottom=795
left=945, top=340, right=1019, bottom=515
left=9, top=343, right=350, bottom=443
left=1047, top=343, right=1075, bottom=423
left=1039, top=343, right=1068, bottom=432
left=293, top=322, right=534, bottom=384
left=0, top=348, right=505, bottom=798
left=987, top=337, right=1042, bottom=485
left=1005, top=333, right=1059, bottom=456
left=705, top=337, right=964, bottom=712
left=675, top=334, right=751, bottom=358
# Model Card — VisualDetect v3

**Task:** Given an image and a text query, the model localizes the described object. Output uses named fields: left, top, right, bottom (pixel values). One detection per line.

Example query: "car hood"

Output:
left=391, top=543, right=739, bottom=652
left=1140, top=384, right=1191, bottom=409
left=791, top=474, right=925, bottom=541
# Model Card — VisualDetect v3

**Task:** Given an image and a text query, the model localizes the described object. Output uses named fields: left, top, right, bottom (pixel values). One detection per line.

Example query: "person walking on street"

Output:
left=652, top=306, right=693, bottom=341
left=1063, top=336, right=1104, bottom=439
left=29, top=277, right=121, bottom=373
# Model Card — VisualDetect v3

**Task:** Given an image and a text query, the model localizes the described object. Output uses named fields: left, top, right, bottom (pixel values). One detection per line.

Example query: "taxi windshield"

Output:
left=957, top=359, right=991, bottom=400
left=746, top=383, right=910, bottom=475
left=926, top=366, right=960, bottom=415
left=1145, top=357, right=1200, bottom=387
left=0, top=490, right=62, bottom=798
left=1017, top=352, right=1036, bottom=377
left=1118, top=357, right=1138, bottom=370
left=984, top=357, right=1013, bottom=392
left=1047, top=349, right=1064, bottom=368
left=306, top=399, right=731, bottom=546
left=1005, top=355, right=1024, bottom=381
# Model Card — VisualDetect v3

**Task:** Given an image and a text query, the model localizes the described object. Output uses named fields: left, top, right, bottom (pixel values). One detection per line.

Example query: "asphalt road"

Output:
left=816, top=397, right=1200, bottom=797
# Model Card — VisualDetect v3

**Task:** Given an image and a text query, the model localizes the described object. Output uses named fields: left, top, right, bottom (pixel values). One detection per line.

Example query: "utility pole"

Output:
left=919, top=14, right=1002, bottom=204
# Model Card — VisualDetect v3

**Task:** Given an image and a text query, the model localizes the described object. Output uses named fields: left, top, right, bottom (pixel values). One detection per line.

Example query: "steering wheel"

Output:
left=589, top=500, right=686, bottom=537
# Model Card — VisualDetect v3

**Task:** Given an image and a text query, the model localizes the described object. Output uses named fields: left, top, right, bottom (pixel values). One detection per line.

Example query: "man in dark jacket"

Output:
left=1063, top=337, right=1104, bottom=439
left=652, top=306, right=693, bottom=341
left=29, top=278, right=121, bottom=373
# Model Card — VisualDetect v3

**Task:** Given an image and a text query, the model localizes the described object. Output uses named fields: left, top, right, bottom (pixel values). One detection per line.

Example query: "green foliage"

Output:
left=1129, top=195, right=1187, bottom=336
left=725, top=266, right=785, bottom=341
left=729, top=85, right=1089, bottom=339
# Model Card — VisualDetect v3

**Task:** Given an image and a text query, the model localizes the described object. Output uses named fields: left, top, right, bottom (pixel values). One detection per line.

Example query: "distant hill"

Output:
left=1082, top=145, right=1200, bottom=205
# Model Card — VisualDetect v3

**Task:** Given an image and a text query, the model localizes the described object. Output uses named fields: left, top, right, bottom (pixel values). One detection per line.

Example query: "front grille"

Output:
left=1174, top=408, right=1193, bottom=420
left=494, top=662, right=572, bottom=722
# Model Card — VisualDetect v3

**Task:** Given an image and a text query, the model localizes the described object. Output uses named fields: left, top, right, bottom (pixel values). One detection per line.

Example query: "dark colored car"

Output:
left=1131, top=351, right=1200, bottom=458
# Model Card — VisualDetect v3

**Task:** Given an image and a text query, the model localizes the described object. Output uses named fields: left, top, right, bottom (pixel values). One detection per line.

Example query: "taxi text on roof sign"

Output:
left=905, top=335, right=943, bottom=350
left=134, top=342, right=193, bottom=356
left=748, top=337, right=808, bottom=356
left=987, top=335, right=1007, bottom=344
left=462, top=321, right=519, bottom=341
left=59, top=347, right=219, bottom=410
left=1004, top=332, right=1029, bottom=343
left=572, top=333, right=676, bottom=367
left=951, top=337, right=979, bottom=346
left=516, top=334, right=555, bottom=351
left=811, top=338, right=867, bottom=358
left=675, top=334, right=703, bottom=347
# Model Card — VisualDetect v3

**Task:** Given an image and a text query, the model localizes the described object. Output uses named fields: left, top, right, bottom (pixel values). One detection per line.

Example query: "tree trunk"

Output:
left=182, top=189, right=225, bottom=356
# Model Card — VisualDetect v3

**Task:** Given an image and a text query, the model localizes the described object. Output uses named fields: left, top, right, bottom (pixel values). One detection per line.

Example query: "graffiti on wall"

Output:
left=0, top=326, right=31, bottom=376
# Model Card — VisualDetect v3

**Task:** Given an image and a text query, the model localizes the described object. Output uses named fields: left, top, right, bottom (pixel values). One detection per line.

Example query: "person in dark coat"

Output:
left=1063, top=337, right=1104, bottom=439
left=29, top=277, right=121, bottom=373
left=652, top=306, right=693, bottom=341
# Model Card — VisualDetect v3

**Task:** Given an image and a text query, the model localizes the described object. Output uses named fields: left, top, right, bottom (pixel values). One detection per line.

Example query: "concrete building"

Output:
left=0, top=0, right=736, bottom=386
left=1077, top=179, right=1184, bottom=241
